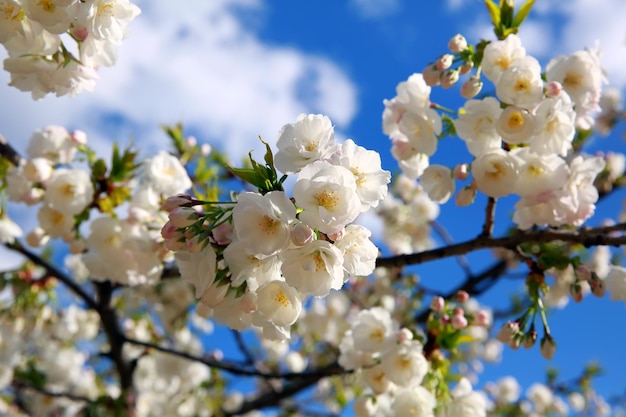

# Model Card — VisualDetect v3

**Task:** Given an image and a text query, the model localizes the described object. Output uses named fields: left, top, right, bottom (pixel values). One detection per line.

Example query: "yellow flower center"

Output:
left=37, top=0, right=55, bottom=12
left=258, top=215, right=278, bottom=235
left=273, top=289, right=290, bottom=307
left=507, top=111, right=525, bottom=130
left=314, top=190, right=338, bottom=211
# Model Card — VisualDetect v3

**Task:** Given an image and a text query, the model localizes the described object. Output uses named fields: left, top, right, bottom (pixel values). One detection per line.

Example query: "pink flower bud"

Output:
left=455, top=186, right=476, bottom=207
left=448, top=34, right=468, bottom=53
left=459, top=60, right=474, bottom=75
left=161, top=221, right=179, bottom=239
left=436, top=54, right=454, bottom=72
left=575, top=265, right=591, bottom=281
left=523, top=330, right=537, bottom=349
left=451, top=314, right=468, bottom=329
left=186, top=136, right=197, bottom=147
left=212, top=221, right=234, bottom=246
left=71, top=26, right=89, bottom=42
left=70, top=129, right=88, bottom=145
left=423, top=64, right=441, bottom=86
left=396, top=328, right=413, bottom=343
left=474, top=310, right=491, bottom=327
left=440, top=70, right=459, bottom=88
left=430, top=296, right=445, bottom=312
left=327, top=228, right=345, bottom=242
left=590, top=278, right=606, bottom=297
left=200, top=143, right=212, bottom=156
left=453, top=307, right=464, bottom=316
left=461, top=76, right=483, bottom=99
left=161, top=194, right=194, bottom=212
left=570, top=283, right=583, bottom=303
left=185, top=235, right=206, bottom=253
left=544, top=81, right=562, bottom=98
left=440, top=314, right=450, bottom=325
left=168, top=207, right=199, bottom=228
left=455, top=290, right=469, bottom=303
left=540, top=335, right=556, bottom=360
left=291, top=222, right=315, bottom=246
left=496, top=321, right=519, bottom=343
left=453, top=163, right=470, bottom=180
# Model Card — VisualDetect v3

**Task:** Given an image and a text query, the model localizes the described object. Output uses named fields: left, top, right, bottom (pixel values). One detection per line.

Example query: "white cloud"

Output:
left=350, top=0, right=400, bottom=19
left=0, top=0, right=357, bottom=159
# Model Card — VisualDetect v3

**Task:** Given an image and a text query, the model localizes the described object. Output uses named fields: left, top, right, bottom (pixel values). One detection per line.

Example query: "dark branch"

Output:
left=377, top=222, right=626, bottom=269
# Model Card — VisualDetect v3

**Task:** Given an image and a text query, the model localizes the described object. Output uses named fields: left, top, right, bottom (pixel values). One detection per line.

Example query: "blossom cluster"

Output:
left=161, top=114, right=391, bottom=340
left=0, top=0, right=140, bottom=98
left=4, top=125, right=193, bottom=286
left=383, top=33, right=608, bottom=230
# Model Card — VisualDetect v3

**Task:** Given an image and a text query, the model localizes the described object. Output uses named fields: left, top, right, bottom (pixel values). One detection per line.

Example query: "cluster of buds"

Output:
left=429, top=291, right=490, bottom=331
left=422, top=33, right=483, bottom=98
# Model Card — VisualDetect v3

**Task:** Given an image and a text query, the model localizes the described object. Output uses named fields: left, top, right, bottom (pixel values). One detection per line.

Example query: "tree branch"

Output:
left=377, top=222, right=626, bottom=269
left=480, top=196, right=496, bottom=237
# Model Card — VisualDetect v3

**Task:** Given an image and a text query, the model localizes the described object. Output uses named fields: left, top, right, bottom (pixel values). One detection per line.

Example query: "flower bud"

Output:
left=473, top=309, right=491, bottom=327
left=423, top=64, right=441, bottom=86
left=212, top=221, right=234, bottom=245
left=186, top=135, right=197, bottom=147
left=327, top=228, right=345, bottom=242
left=455, top=290, right=469, bottom=303
left=448, top=34, right=468, bottom=53
left=430, top=296, right=445, bottom=312
left=25, top=227, right=49, bottom=247
left=544, top=81, right=562, bottom=98
left=453, top=163, right=470, bottom=180
left=496, top=321, right=519, bottom=344
left=440, top=70, right=459, bottom=88
left=451, top=313, right=468, bottom=329
left=523, top=330, right=537, bottom=349
left=291, top=222, right=315, bottom=246
left=455, top=186, right=476, bottom=207
left=570, top=283, right=583, bottom=303
left=436, top=54, right=454, bottom=72
left=161, top=194, right=194, bottom=212
left=201, top=143, right=212, bottom=156
left=459, top=60, right=474, bottom=75
left=461, top=76, right=483, bottom=99
left=70, top=129, right=88, bottom=145
left=396, top=327, right=413, bottom=343
left=168, top=207, right=199, bottom=228
left=575, top=265, right=591, bottom=281
left=185, top=234, right=206, bottom=253
left=540, top=334, right=556, bottom=360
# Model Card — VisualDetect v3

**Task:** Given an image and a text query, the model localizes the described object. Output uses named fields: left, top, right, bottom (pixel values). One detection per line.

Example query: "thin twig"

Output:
left=5, top=241, right=98, bottom=311
left=431, top=220, right=473, bottom=277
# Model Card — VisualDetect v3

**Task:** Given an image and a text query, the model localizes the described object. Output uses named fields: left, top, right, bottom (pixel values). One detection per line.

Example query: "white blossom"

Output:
left=44, top=168, right=94, bottom=215
left=232, top=191, right=296, bottom=258
left=293, top=161, right=361, bottom=235
left=333, top=224, right=378, bottom=277
left=495, top=56, right=543, bottom=108
left=455, top=97, right=503, bottom=156
left=605, top=265, right=626, bottom=305
left=481, top=33, right=526, bottom=83
left=471, top=149, right=519, bottom=198
left=380, top=340, right=429, bottom=387
left=281, top=239, right=344, bottom=297
left=274, top=113, right=336, bottom=174
left=421, top=164, right=455, bottom=203
left=142, top=151, right=192, bottom=197
left=392, top=386, right=436, bottom=417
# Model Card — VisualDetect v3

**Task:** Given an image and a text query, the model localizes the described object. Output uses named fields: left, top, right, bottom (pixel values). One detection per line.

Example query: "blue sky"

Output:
left=1, top=0, right=626, bottom=413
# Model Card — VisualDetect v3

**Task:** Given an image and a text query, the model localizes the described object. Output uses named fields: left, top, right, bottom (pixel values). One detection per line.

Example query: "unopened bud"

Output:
left=544, top=81, right=563, bottom=98
left=461, top=76, right=483, bottom=99
left=25, top=227, right=49, bottom=248
left=327, top=229, right=345, bottom=242
left=440, top=70, right=459, bottom=88
left=523, top=330, right=537, bottom=349
left=430, top=296, right=445, bottom=312
left=455, top=186, right=476, bottom=207
left=291, top=222, right=315, bottom=246
left=397, top=327, right=414, bottom=343
left=436, top=54, right=454, bottom=72
left=456, top=290, right=469, bottom=303
left=423, top=64, right=441, bottom=87
left=201, top=143, right=212, bottom=156
left=448, top=34, right=468, bottom=53
left=212, top=221, right=234, bottom=246
left=186, top=136, right=197, bottom=147
left=71, top=26, right=89, bottom=42
left=540, top=334, right=556, bottom=360
left=168, top=207, right=199, bottom=228
left=161, top=194, right=194, bottom=212
left=570, top=283, right=584, bottom=303
left=575, top=265, right=591, bottom=281
left=496, top=321, right=519, bottom=344
left=459, top=60, right=474, bottom=75
left=451, top=314, right=468, bottom=329
left=473, top=309, right=491, bottom=327
left=185, top=234, right=206, bottom=253
left=453, top=163, right=470, bottom=180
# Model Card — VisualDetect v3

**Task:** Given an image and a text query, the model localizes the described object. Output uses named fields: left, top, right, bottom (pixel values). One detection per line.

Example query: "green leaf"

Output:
left=110, top=143, right=139, bottom=182
left=512, top=0, right=536, bottom=28
left=499, top=0, right=515, bottom=28
left=162, top=123, right=186, bottom=155
left=484, top=0, right=501, bottom=29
